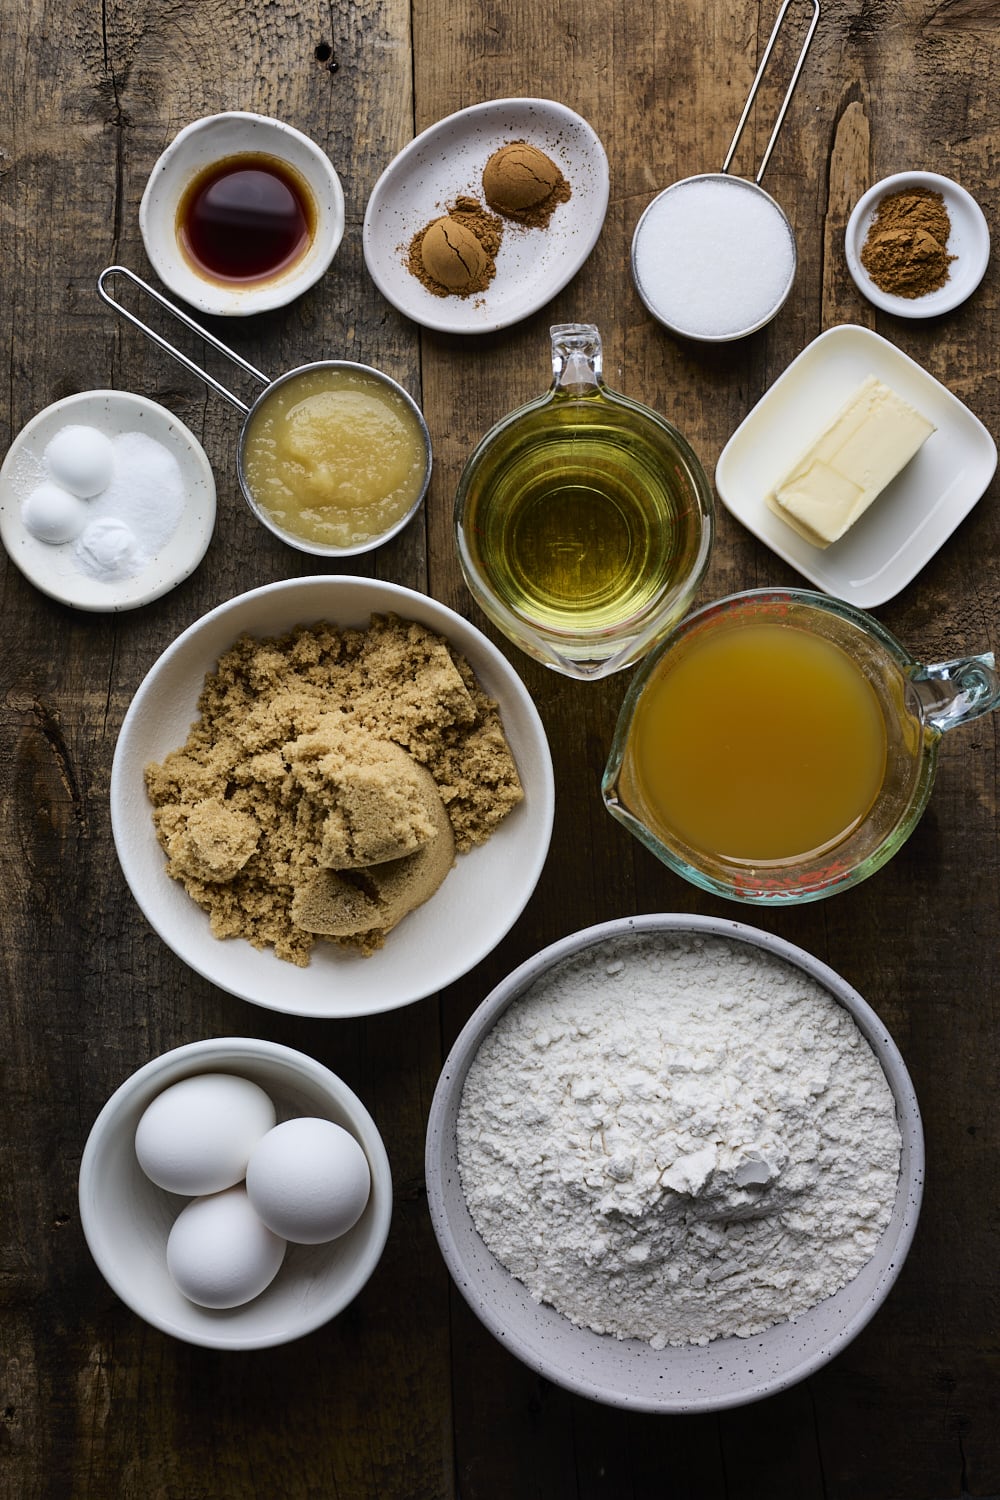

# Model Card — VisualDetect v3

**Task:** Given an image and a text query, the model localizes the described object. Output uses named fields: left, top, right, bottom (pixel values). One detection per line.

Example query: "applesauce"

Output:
left=240, top=364, right=430, bottom=550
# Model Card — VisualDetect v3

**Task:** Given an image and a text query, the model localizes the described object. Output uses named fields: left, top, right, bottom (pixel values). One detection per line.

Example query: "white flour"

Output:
left=456, top=932, right=901, bottom=1348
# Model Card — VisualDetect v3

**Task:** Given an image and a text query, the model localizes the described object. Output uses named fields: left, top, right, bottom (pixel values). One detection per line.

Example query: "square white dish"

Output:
left=715, top=324, right=997, bottom=608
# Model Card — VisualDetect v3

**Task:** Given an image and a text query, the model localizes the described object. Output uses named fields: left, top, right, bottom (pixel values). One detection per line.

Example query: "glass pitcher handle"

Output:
left=550, top=323, right=603, bottom=393
left=911, top=652, right=1000, bottom=733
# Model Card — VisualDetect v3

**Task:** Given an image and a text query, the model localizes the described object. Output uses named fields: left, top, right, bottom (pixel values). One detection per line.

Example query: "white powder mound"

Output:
left=74, top=430, right=185, bottom=579
left=456, top=932, right=901, bottom=1349
left=14, top=425, right=187, bottom=583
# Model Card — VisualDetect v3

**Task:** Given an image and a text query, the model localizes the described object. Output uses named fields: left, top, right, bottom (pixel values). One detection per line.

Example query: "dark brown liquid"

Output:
left=176, top=153, right=315, bottom=284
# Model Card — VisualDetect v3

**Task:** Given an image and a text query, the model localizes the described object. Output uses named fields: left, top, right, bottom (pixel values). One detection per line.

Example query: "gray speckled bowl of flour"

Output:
left=425, top=913, right=923, bottom=1412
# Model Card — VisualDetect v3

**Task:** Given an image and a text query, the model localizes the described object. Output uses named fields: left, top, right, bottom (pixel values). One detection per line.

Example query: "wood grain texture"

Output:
left=2, top=0, right=999, bottom=1495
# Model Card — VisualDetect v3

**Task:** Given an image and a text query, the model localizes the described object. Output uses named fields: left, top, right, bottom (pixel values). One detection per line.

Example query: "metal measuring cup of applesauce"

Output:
left=96, top=265, right=432, bottom=556
left=631, top=0, right=821, bottom=341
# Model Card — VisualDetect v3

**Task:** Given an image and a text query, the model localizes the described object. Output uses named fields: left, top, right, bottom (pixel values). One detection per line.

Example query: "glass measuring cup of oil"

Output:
left=454, top=324, right=714, bottom=679
left=603, top=588, right=1000, bottom=903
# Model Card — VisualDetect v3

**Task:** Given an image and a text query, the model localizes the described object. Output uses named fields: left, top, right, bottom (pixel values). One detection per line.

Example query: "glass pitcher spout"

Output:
left=550, top=323, right=604, bottom=394
left=910, top=652, right=1000, bottom=733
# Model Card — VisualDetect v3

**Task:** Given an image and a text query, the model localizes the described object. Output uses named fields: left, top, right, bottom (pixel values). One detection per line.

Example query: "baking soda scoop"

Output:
left=631, top=0, right=820, bottom=342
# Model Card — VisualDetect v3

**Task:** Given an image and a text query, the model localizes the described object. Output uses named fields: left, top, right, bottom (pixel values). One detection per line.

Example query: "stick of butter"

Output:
left=766, top=374, right=935, bottom=548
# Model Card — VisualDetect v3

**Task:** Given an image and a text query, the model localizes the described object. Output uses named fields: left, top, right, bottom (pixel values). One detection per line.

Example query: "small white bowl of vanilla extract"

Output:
left=139, top=112, right=345, bottom=317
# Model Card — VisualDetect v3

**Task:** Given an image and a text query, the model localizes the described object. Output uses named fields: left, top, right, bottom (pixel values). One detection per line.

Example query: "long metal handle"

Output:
left=96, top=265, right=271, bottom=415
left=721, top=0, right=821, bottom=184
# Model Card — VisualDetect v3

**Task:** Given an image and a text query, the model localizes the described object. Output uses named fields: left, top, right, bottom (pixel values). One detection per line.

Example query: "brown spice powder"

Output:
left=859, top=187, right=956, bottom=298
left=482, top=140, right=572, bottom=228
left=408, top=196, right=504, bottom=298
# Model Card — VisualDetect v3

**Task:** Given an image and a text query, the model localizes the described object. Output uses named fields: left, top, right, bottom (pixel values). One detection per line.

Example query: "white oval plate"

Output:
left=715, top=324, right=997, bottom=608
left=0, top=390, right=216, bottom=612
left=845, top=171, right=990, bottom=319
left=111, top=576, right=555, bottom=1018
left=363, top=98, right=609, bottom=334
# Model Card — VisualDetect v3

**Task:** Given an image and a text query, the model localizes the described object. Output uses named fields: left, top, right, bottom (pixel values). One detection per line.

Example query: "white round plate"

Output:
left=845, top=171, right=990, bottom=318
left=362, top=98, right=609, bottom=334
left=715, top=324, right=997, bottom=608
left=0, top=390, right=216, bottom=612
left=111, top=576, right=555, bottom=1018
left=140, top=112, right=345, bottom=317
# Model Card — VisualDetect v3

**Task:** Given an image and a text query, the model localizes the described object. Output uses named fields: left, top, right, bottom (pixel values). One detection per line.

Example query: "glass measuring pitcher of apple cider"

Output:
left=602, top=588, right=1000, bottom=902
left=454, top=323, right=714, bottom=679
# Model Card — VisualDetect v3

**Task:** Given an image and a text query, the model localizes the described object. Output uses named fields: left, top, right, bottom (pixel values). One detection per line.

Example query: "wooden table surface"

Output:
left=3, top=0, right=998, bottom=1496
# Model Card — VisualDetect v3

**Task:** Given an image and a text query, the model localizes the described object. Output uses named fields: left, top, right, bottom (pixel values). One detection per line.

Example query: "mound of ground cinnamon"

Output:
left=408, top=196, right=503, bottom=298
left=859, top=186, right=956, bottom=298
left=144, top=614, right=524, bottom=964
left=482, top=141, right=571, bottom=227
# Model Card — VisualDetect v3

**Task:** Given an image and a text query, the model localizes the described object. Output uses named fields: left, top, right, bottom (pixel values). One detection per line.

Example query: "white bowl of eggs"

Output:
left=79, top=1037, right=392, bottom=1349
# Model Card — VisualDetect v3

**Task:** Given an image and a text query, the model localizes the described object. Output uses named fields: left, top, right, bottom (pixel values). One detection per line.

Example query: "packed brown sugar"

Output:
left=144, top=614, right=525, bottom=964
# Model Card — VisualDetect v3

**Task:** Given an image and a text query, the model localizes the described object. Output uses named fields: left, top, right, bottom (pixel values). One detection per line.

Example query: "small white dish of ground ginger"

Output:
left=362, top=98, right=609, bottom=334
left=110, top=576, right=554, bottom=1019
left=845, top=171, right=990, bottom=318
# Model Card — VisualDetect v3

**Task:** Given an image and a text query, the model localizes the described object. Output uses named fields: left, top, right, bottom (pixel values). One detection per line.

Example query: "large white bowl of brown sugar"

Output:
left=111, top=576, right=554, bottom=1017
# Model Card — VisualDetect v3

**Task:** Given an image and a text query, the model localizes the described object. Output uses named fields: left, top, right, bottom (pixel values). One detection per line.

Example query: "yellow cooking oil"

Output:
left=627, top=620, right=889, bottom=863
left=458, top=407, right=705, bottom=635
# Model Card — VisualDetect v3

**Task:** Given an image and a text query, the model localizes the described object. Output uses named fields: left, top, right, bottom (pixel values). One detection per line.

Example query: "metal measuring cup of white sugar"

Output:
left=631, top=0, right=821, bottom=342
left=97, top=265, right=432, bottom=557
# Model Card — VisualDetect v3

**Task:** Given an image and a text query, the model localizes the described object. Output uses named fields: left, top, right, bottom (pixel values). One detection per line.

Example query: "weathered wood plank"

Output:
left=2, top=0, right=999, bottom=1494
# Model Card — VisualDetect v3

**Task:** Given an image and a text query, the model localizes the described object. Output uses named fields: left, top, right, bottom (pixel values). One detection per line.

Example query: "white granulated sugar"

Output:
left=633, top=177, right=796, bottom=338
left=73, top=430, right=185, bottom=579
left=456, top=933, right=901, bottom=1349
left=13, top=425, right=186, bottom=582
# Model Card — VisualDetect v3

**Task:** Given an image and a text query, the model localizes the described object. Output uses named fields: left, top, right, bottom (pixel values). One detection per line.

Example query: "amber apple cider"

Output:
left=626, top=619, right=888, bottom=863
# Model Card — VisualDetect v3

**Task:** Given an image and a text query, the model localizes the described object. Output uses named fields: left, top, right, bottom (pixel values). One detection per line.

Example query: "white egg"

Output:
left=246, top=1116, right=371, bottom=1244
left=21, top=480, right=89, bottom=543
left=166, top=1184, right=286, bottom=1309
left=135, top=1072, right=276, bottom=1195
left=44, top=424, right=115, bottom=497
